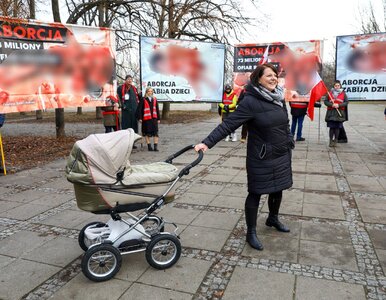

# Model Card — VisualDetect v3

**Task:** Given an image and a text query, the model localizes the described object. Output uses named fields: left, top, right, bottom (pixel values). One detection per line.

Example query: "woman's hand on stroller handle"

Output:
left=194, top=143, right=208, bottom=152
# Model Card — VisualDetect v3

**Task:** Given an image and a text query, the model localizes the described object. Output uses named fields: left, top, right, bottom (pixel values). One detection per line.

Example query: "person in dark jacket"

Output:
left=137, top=87, right=161, bottom=151
left=238, top=85, right=248, bottom=142
left=324, top=80, right=348, bottom=147
left=289, top=100, right=308, bottom=141
left=117, top=75, right=140, bottom=133
left=195, top=63, right=294, bottom=251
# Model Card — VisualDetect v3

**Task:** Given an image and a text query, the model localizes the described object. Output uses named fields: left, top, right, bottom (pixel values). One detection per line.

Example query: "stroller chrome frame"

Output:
left=78, top=145, right=203, bottom=282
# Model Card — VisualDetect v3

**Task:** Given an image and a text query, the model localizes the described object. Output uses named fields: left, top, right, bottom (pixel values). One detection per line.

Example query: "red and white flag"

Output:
left=307, top=72, right=329, bottom=121
left=260, top=45, right=269, bottom=65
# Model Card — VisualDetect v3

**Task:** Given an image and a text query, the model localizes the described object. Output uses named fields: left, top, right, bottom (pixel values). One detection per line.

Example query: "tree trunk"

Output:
left=55, top=108, right=65, bottom=138
left=36, top=110, right=43, bottom=120
left=77, top=107, right=82, bottom=115
left=161, top=102, right=170, bottom=120
left=52, top=0, right=64, bottom=137
left=96, top=107, right=103, bottom=119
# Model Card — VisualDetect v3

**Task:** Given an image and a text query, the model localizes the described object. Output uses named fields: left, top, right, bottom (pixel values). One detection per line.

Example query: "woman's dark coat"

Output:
left=202, top=84, right=293, bottom=194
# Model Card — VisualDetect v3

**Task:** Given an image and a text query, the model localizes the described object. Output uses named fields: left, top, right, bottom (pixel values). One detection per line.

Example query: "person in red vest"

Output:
left=137, top=87, right=161, bottom=151
left=289, top=100, right=308, bottom=141
left=101, top=95, right=120, bottom=133
left=324, top=80, right=348, bottom=147
left=219, top=84, right=238, bottom=141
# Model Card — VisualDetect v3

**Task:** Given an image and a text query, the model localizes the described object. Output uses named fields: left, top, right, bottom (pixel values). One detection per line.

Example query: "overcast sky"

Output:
left=36, top=0, right=384, bottom=61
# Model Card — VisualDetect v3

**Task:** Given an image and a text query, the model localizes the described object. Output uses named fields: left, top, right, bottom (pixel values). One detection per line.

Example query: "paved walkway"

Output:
left=0, top=103, right=385, bottom=300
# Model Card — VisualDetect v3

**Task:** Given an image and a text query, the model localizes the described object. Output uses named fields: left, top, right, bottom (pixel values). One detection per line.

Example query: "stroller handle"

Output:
left=165, top=144, right=204, bottom=177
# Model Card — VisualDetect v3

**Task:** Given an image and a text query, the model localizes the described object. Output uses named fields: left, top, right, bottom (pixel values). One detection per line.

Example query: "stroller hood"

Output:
left=66, top=129, right=142, bottom=185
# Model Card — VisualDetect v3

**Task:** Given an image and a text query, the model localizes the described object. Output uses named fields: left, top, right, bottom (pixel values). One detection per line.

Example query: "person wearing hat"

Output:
left=117, top=75, right=140, bottom=138
left=219, top=84, right=238, bottom=142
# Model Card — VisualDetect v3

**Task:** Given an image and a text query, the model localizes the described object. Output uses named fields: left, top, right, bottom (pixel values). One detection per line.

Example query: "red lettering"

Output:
left=14, top=26, right=26, bottom=38
left=238, top=49, right=244, bottom=56
left=53, top=30, right=62, bottom=41
left=27, top=27, right=36, bottom=39
left=36, top=28, right=44, bottom=40
left=3, top=25, right=12, bottom=37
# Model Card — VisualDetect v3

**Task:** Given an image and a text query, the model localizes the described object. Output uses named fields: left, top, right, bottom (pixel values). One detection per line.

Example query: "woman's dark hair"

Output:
left=334, top=80, right=341, bottom=85
left=250, top=63, right=278, bottom=86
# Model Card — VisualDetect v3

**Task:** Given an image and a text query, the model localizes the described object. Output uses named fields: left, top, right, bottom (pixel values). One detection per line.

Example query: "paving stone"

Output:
left=50, top=273, right=132, bottom=300
left=0, top=203, right=52, bottom=220
left=230, top=171, right=247, bottom=184
left=301, top=222, right=351, bottom=244
left=296, top=276, right=366, bottom=300
left=219, top=186, right=248, bottom=198
left=223, top=267, right=295, bottom=300
left=305, top=181, right=339, bottom=192
left=0, top=230, right=55, bottom=257
left=21, top=236, right=82, bottom=267
left=366, top=163, right=386, bottom=176
left=367, top=228, right=386, bottom=249
left=188, top=183, right=224, bottom=195
left=337, top=153, right=363, bottom=163
left=0, top=259, right=60, bottom=300
left=175, top=192, right=216, bottom=206
left=0, top=200, right=24, bottom=213
left=262, top=199, right=303, bottom=216
left=4, top=189, right=54, bottom=203
left=156, top=206, right=201, bottom=225
left=374, top=248, right=386, bottom=274
left=40, top=209, right=96, bottom=229
left=120, top=283, right=193, bottom=300
left=0, top=254, right=15, bottom=269
left=292, top=180, right=305, bottom=190
left=256, top=218, right=301, bottom=239
left=341, top=162, right=373, bottom=176
left=181, top=225, right=230, bottom=252
left=191, top=211, right=241, bottom=230
left=209, top=195, right=245, bottom=210
left=201, top=173, right=235, bottom=183
left=299, top=240, right=358, bottom=271
left=306, top=161, right=333, bottom=174
left=302, top=203, right=345, bottom=220
left=138, top=257, right=211, bottom=294
left=221, top=157, right=246, bottom=168
left=359, top=208, right=386, bottom=224
left=208, top=167, right=240, bottom=176
left=30, top=193, right=74, bottom=207
left=303, top=192, right=341, bottom=206
left=346, top=176, right=384, bottom=193
left=242, top=235, right=299, bottom=263
left=114, top=252, right=151, bottom=281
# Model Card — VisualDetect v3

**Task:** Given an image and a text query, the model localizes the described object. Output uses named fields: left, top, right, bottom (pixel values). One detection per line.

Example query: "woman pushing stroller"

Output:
left=195, top=63, right=294, bottom=251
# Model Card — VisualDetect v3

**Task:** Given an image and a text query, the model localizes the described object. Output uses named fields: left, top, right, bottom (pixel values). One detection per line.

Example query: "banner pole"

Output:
left=0, top=132, right=6, bottom=176
left=318, top=106, right=321, bottom=144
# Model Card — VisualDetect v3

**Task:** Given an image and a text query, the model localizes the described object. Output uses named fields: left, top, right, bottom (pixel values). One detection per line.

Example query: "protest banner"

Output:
left=336, top=33, right=386, bottom=101
left=233, top=40, right=323, bottom=102
left=140, top=36, right=226, bottom=102
left=0, top=16, right=116, bottom=113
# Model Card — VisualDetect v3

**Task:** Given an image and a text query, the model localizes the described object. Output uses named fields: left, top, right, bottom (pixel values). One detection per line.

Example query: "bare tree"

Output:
left=358, top=0, right=386, bottom=33
left=64, top=0, right=260, bottom=119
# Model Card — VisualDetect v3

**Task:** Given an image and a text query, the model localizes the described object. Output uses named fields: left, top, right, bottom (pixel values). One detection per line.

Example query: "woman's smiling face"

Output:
left=258, top=67, right=278, bottom=91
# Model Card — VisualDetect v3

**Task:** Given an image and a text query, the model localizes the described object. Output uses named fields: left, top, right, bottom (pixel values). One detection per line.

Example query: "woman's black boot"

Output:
left=147, top=144, right=153, bottom=151
left=265, top=214, right=290, bottom=232
left=153, top=143, right=159, bottom=151
left=245, top=207, right=264, bottom=250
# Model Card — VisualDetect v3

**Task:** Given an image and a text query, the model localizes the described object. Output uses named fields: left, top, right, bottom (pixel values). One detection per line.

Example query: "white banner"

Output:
left=140, top=36, right=225, bottom=102
left=336, top=33, right=386, bottom=101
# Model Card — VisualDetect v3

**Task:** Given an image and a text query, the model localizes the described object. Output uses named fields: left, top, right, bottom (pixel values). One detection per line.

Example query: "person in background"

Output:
left=0, top=114, right=5, bottom=128
left=219, top=84, right=238, bottom=142
left=325, top=80, right=348, bottom=147
left=237, top=84, right=248, bottom=143
left=137, top=87, right=161, bottom=151
left=195, top=63, right=294, bottom=251
left=117, top=75, right=140, bottom=129
left=101, top=96, right=120, bottom=133
left=289, top=100, right=308, bottom=142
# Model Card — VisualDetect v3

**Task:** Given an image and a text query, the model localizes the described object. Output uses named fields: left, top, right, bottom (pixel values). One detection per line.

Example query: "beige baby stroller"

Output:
left=66, top=129, right=203, bottom=282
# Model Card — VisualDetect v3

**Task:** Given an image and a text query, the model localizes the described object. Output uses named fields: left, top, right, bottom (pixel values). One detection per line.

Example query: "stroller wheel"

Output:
left=146, top=234, right=181, bottom=270
left=81, top=244, right=122, bottom=282
left=78, top=222, right=106, bottom=251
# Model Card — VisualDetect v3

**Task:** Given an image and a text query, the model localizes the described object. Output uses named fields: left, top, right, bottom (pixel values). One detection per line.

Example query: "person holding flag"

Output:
left=219, top=84, right=238, bottom=142
left=289, top=100, right=308, bottom=142
left=324, top=80, right=348, bottom=147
